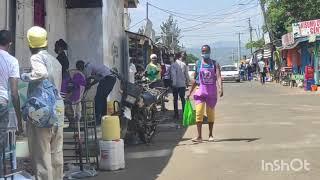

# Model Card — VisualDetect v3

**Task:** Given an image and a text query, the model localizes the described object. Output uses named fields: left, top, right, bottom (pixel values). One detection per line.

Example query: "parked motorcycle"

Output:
left=111, top=69, right=168, bottom=144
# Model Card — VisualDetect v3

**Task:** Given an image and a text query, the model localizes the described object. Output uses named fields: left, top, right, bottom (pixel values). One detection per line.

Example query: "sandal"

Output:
left=191, top=137, right=203, bottom=143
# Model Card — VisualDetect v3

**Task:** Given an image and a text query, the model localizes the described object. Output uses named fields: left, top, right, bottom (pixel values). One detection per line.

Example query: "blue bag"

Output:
left=22, top=80, right=60, bottom=128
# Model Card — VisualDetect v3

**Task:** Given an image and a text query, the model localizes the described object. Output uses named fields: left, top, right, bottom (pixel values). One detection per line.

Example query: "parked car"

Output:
left=188, top=63, right=196, bottom=81
left=221, top=65, right=240, bottom=82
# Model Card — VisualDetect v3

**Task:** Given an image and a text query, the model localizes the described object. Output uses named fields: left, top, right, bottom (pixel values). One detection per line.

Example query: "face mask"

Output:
left=201, top=53, right=210, bottom=59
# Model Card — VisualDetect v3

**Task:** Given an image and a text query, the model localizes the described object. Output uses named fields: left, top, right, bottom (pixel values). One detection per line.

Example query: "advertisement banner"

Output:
left=293, top=19, right=320, bottom=38
left=281, top=32, right=294, bottom=48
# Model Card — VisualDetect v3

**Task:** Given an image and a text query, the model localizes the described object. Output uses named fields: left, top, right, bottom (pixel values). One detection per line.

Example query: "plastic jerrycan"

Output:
left=102, top=115, right=121, bottom=141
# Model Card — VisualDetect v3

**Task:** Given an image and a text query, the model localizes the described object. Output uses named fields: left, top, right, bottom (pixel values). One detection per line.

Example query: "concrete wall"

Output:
left=66, top=8, right=103, bottom=68
left=46, top=0, right=67, bottom=55
left=102, top=0, right=127, bottom=101
left=15, top=0, right=33, bottom=68
left=0, top=0, right=9, bottom=30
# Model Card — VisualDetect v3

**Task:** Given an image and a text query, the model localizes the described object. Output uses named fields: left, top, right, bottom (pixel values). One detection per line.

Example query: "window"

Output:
left=222, top=66, right=237, bottom=71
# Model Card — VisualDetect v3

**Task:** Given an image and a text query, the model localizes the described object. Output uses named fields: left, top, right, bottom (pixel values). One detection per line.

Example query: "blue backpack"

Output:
left=22, top=79, right=60, bottom=128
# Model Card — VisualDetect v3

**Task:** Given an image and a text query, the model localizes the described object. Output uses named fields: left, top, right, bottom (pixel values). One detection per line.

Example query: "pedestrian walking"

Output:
left=76, top=60, right=116, bottom=125
left=21, top=26, right=65, bottom=180
left=188, top=45, right=223, bottom=143
left=0, top=30, right=23, bottom=175
left=171, top=52, right=190, bottom=120
left=163, top=59, right=172, bottom=88
left=258, top=60, right=266, bottom=85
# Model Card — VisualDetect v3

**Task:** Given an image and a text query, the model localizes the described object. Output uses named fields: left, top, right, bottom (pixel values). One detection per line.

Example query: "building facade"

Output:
left=0, top=0, right=138, bottom=100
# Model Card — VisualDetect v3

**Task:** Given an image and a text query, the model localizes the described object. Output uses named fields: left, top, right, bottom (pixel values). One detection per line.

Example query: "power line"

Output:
left=129, top=18, right=146, bottom=30
left=181, top=12, right=260, bottom=33
left=148, top=2, right=258, bottom=23
left=180, top=5, right=259, bottom=32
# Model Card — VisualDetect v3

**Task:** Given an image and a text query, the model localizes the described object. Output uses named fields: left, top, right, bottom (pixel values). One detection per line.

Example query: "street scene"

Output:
left=98, top=82, right=320, bottom=180
left=1, top=0, right=320, bottom=180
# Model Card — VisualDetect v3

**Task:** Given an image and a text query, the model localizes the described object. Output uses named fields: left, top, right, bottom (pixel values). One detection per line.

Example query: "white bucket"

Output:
left=99, top=140, right=125, bottom=171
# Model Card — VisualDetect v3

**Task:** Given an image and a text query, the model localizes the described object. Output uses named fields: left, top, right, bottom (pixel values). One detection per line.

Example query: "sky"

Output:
left=128, top=0, right=264, bottom=48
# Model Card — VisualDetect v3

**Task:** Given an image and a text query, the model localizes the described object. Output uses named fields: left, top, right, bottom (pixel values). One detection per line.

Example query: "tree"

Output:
left=263, top=0, right=320, bottom=40
left=246, top=38, right=265, bottom=50
left=186, top=53, right=198, bottom=64
left=160, top=15, right=181, bottom=53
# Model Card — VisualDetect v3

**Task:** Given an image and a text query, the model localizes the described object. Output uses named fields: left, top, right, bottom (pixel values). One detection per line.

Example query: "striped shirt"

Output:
left=0, top=49, right=20, bottom=101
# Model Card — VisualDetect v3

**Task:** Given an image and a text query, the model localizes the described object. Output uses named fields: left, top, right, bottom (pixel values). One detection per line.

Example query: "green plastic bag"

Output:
left=183, top=100, right=196, bottom=127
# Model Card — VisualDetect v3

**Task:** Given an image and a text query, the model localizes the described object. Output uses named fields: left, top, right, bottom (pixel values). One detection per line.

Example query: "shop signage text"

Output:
left=293, top=19, right=320, bottom=38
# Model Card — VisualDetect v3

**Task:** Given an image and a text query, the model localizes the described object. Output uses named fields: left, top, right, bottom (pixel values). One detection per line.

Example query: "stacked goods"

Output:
left=99, top=116, right=125, bottom=171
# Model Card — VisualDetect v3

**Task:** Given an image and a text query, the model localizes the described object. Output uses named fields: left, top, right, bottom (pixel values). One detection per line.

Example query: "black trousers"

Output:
left=95, top=75, right=116, bottom=125
left=260, top=72, right=266, bottom=84
left=173, top=87, right=186, bottom=115
left=163, top=79, right=172, bottom=88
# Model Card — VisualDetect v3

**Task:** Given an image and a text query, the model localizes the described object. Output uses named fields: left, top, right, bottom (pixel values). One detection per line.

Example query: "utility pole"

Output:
left=237, top=32, right=244, bottom=66
left=258, top=0, right=273, bottom=43
left=232, top=49, right=235, bottom=63
left=248, top=18, right=253, bottom=55
left=146, top=2, right=149, bottom=20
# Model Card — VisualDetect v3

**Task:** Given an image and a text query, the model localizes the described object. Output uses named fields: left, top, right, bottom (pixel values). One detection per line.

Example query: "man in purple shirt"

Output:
left=76, top=60, right=116, bottom=125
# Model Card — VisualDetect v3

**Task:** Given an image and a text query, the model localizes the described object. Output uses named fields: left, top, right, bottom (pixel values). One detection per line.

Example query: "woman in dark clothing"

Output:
left=55, top=39, right=69, bottom=75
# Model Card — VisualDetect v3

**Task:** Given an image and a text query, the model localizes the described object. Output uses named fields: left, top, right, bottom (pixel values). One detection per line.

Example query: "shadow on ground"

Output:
left=94, top=110, right=187, bottom=180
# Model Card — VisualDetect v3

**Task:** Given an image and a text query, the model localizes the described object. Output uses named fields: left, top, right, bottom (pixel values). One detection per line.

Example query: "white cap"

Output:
left=150, top=54, right=157, bottom=59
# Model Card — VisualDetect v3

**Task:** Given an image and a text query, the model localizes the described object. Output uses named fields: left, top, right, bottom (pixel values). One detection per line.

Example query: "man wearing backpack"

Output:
left=21, top=26, right=64, bottom=180
left=0, top=30, right=23, bottom=175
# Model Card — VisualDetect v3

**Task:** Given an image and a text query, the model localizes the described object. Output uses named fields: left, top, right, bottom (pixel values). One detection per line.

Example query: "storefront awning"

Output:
left=281, top=36, right=320, bottom=50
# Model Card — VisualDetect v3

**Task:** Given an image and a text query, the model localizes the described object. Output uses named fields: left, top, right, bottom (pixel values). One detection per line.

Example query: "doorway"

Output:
left=34, top=0, right=45, bottom=27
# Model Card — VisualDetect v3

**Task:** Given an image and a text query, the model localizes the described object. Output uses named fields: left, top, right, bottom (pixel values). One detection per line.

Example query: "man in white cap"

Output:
left=146, top=54, right=161, bottom=82
left=21, top=26, right=64, bottom=180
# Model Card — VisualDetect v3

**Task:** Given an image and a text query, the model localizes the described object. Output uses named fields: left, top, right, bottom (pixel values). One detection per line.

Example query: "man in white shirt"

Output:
left=171, top=52, right=190, bottom=119
left=129, top=58, right=137, bottom=84
left=258, top=60, right=266, bottom=85
left=21, top=26, right=64, bottom=180
left=0, top=30, right=22, bottom=175
left=76, top=60, right=116, bottom=125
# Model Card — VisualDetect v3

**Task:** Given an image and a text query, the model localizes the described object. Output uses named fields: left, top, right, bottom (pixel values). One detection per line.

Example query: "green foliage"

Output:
left=246, top=38, right=265, bottom=50
left=160, top=15, right=181, bottom=52
left=264, top=0, right=320, bottom=40
left=186, top=53, right=198, bottom=64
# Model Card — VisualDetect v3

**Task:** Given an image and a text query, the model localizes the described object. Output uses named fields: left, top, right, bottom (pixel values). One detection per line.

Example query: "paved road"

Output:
left=96, top=82, right=320, bottom=180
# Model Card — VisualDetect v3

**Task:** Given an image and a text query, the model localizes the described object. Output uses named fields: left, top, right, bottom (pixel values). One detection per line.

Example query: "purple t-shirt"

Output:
left=61, top=70, right=86, bottom=104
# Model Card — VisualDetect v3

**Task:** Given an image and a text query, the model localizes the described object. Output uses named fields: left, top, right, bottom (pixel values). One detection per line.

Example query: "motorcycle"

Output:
left=111, top=69, right=168, bottom=144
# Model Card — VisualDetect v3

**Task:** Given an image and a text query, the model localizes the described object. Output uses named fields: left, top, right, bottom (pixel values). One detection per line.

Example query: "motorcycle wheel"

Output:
left=136, top=105, right=157, bottom=143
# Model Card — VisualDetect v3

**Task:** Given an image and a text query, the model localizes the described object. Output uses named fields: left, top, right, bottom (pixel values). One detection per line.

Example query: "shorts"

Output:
left=195, top=102, right=215, bottom=123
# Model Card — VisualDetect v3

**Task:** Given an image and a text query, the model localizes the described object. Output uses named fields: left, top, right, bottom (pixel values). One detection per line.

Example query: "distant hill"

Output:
left=186, top=42, right=250, bottom=65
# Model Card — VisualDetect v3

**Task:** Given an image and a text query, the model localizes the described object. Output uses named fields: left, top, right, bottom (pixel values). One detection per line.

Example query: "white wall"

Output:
left=15, top=0, right=33, bottom=68
left=0, top=0, right=8, bottom=30
left=66, top=8, right=103, bottom=68
left=46, top=0, right=67, bottom=55
left=102, top=0, right=127, bottom=101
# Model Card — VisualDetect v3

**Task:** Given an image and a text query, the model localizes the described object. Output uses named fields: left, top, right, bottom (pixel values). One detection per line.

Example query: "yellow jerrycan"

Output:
left=102, top=115, right=121, bottom=141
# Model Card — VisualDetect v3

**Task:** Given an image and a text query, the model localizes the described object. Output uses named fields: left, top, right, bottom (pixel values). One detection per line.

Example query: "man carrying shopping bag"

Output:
left=187, top=45, right=223, bottom=143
